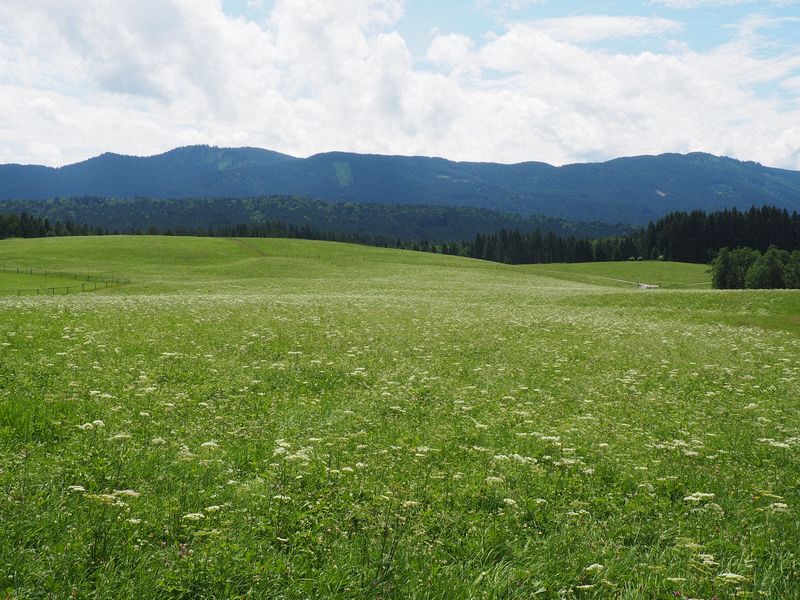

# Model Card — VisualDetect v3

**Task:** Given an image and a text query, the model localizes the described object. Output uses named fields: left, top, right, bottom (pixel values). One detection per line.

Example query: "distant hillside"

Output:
left=0, top=196, right=631, bottom=242
left=2, top=145, right=800, bottom=223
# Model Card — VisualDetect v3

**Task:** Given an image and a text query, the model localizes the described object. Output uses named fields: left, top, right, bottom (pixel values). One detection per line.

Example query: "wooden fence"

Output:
left=0, top=266, right=130, bottom=296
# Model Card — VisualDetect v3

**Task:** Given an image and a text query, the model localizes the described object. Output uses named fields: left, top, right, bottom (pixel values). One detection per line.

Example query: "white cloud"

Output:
left=506, top=16, right=683, bottom=43
left=426, top=34, right=475, bottom=68
left=475, top=0, right=547, bottom=13
left=0, top=0, right=798, bottom=172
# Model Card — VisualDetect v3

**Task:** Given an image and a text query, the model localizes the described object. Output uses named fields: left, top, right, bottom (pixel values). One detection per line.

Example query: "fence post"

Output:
left=4, top=268, right=129, bottom=295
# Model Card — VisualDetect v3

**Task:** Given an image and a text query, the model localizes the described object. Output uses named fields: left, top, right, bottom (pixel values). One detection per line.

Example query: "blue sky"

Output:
left=221, top=0, right=799, bottom=57
left=0, top=0, right=798, bottom=168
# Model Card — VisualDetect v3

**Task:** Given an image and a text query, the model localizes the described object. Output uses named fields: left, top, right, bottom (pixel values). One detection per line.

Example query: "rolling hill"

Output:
left=2, top=145, right=800, bottom=223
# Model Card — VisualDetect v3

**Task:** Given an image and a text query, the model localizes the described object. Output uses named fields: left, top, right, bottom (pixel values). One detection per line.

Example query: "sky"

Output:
left=0, top=0, right=798, bottom=168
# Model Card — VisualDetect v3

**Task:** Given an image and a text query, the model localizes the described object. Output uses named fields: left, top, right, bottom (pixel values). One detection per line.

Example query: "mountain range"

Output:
left=2, top=145, right=800, bottom=224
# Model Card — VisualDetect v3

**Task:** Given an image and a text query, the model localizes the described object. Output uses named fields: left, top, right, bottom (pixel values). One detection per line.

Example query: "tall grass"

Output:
left=0, top=237, right=797, bottom=598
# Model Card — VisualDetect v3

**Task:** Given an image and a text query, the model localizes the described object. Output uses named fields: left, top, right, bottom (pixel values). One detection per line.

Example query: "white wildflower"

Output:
left=717, top=572, right=748, bottom=584
left=584, top=564, right=604, bottom=574
left=684, top=492, right=715, bottom=503
left=88, top=494, right=125, bottom=507
left=286, top=447, right=313, bottom=463
left=696, top=554, right=718, bottom=567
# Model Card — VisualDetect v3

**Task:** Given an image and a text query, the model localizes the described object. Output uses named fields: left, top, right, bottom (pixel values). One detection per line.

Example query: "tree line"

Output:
left=0, top=212, right=103, bottom=239
left=711, top=247, right=800, bottom=289
left=639, top=205, right=799, bottom=263
left=0, top=196, right=628, bottom=243
left=458, top=206, right=800, bottom=265
left=0, top=212, right=409, bottom=247
left=3, top=206, right=800, bottom=285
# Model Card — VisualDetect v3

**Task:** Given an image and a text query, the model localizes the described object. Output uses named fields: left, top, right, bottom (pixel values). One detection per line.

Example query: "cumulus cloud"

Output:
left=0, top=0, right=798, bottom=171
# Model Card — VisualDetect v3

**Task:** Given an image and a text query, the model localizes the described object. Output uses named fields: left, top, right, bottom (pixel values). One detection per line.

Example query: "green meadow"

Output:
left=0, top=271, right=89, bottom=295
left=523, top=262, right=711, bottom=289
left=1, top=236, right=798, bottom=599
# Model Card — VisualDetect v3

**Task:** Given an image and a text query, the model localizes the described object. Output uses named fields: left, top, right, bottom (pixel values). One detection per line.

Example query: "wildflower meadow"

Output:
left=1, top=236, right=798, bottom=598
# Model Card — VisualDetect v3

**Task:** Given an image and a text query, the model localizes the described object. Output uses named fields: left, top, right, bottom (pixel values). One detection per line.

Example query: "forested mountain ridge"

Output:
left=2, top=145, right=800, bottom=223
left=0, top=146, right=296, bottom=200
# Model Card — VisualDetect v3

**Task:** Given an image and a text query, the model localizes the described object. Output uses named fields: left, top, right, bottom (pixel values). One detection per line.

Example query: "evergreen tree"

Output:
left=711, top=247, right=734, bottom=289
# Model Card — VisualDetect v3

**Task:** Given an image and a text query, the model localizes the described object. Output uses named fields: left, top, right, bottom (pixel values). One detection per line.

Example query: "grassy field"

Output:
left=0, top=271, right=91, bottom=295
left=523, top=262, right=711, bottom=289
left=1, top=236, right=798, bottom=599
